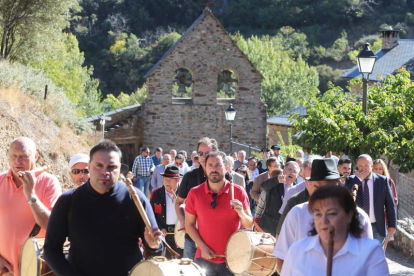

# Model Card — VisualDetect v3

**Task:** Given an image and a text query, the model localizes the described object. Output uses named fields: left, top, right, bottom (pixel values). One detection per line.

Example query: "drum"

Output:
left=174, top=221, right=185, bottom=249
left=129, top=257, right=205, bottom=276
left=225, top=230, right=277, bottom=276
left=20, top=238, right=69, bottom=276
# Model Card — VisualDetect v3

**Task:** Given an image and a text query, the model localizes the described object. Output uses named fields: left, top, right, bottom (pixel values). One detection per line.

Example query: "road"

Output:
left=387, top=246, right=414, bottom=276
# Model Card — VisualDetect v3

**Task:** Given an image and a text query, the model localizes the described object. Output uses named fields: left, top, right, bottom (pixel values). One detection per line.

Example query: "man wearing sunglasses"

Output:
left=185, top=151, right=253, bottom=276
left=175, top=137, right=218, bottom=260
left=68, top=153, right=90, bottom=188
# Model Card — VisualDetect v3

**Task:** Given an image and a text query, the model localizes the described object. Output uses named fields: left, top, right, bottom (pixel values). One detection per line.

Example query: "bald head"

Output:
left=8, top=137, right=38, bottom=178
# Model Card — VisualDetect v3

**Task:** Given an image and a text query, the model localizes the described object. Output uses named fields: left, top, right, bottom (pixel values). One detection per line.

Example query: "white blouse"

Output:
left=281, top=234, right=389, bottom=276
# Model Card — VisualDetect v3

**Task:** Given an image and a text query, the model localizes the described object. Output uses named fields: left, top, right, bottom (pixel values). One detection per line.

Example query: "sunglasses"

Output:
left=71, top=169, right=89, bottom=175
left=211, top=193, right=218, bottom=209
left=197, top=151, right=210, bottom=157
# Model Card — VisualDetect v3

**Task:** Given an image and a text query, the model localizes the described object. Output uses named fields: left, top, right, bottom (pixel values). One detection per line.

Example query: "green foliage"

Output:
left=232, top=33, right=319, bottom=116
left=315, top=65, right=345, bottom=92
left=103, top=85, right=147, bottom=111
left=0, top=0, right=79, bottom=61
left=348, top=36, right=382, bottom=63
left=326, top=31, right=349, bottom=62
left=0, top=60, right=92, bottom=134
left=293, top=69, right=414, bottom=172
left=277, top=129, right=304, bottom=157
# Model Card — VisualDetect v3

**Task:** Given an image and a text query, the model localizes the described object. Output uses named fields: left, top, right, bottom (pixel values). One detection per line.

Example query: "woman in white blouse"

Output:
left=281, top=185, right=389, bottom=276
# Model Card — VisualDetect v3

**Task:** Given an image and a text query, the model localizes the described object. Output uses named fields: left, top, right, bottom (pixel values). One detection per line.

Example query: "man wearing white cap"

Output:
left=69, top=153, right=90, bottom=188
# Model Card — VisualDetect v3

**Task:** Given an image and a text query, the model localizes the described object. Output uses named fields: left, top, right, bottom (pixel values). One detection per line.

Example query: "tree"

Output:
left=0, top=0, right=78, bottom=61
left=293, top=69, right=414, bottom=172
left=233, top=33, right=319, bottom=116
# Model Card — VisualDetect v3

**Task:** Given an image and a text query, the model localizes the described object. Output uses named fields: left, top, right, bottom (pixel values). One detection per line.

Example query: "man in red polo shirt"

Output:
left=185, top=151, right=253, bottom=276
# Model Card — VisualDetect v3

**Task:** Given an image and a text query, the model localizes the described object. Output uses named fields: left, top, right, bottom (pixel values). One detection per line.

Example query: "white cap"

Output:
left=69, top=153, right=90, bottom=168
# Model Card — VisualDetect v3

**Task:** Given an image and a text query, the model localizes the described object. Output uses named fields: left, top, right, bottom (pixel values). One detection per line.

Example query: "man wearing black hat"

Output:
left=150, top=165, right=183, bottom=257
left=273, top=158, right=373, bottom=274
left=271, top=145, right=285, bottom=168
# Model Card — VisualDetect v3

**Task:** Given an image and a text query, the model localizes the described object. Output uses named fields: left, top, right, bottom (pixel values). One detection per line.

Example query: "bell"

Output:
left=221, top=70, right=233, bottom=81
left=223, top=83, right=231, bottom=93
left=178, top=83, right=186, bottom=94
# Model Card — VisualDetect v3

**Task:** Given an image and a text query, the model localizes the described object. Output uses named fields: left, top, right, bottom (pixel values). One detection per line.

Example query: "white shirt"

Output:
left=249, top=168, right=260, bottom=182
left=279, top=181, right=306, bottom=214
left=165, top=190, right=178, bottom=225
left=281, top=234, right=389, bottom=276
left=273, top=202, right=373, bottom=260
left=357, top=174, right=376, bottom=223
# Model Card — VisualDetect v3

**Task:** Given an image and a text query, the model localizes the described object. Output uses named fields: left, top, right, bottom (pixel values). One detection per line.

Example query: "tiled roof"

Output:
left=86, top=104, right=141, bottom=122
left=267, top=106, right=307, bottom=126
left=342, top=39, right=414, bottom=81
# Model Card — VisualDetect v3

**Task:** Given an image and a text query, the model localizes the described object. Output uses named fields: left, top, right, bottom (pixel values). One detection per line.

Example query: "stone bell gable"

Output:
left=143, top=9, right=267, bottom=154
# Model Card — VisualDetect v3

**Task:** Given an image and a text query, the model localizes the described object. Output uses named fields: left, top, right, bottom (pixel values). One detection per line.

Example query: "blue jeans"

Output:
left=135, top=176, right=151, bottom=197
left=371, top=223, right=384, bottom=245
left=195, top=258, right=233, bottom=276
left=183, top=236, right=197, bottom=260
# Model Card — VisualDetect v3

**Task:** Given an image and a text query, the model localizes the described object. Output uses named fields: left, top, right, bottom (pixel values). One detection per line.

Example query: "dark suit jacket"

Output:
left=150, top=186, right=172, bottom=231
left=251, top=172, right=269, bottom=202
left=345, top=173, right=396, bottom=237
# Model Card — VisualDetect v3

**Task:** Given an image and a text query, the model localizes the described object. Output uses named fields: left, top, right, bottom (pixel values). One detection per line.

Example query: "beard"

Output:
left=207, top=172, right=224, bottom=183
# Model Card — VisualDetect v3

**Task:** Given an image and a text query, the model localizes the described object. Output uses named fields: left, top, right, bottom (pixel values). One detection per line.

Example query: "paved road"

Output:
left=387, top=246, right=414, bottom=276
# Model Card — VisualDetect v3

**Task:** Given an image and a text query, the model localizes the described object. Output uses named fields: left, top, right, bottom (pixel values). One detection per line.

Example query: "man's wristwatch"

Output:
left=28, top=195, right=38, bottom=205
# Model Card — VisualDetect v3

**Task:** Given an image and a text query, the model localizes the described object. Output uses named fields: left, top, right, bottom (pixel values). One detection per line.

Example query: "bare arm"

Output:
left=175, top=196, right=186, bottom=230
left=20, top=171, right=51, bottom=229
left=230, top=199, right=253, bottom=229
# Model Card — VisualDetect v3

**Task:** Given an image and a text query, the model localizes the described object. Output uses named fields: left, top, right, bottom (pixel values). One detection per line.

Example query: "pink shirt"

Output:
left=0, top=170, right=62, bottom=276
left=186, top=180, right=250, bottom=263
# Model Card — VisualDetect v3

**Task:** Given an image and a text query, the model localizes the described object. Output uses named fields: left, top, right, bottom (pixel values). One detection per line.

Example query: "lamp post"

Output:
left=357, top=43, right=377, bottom=115
left=225, top=104, right=236, bottom=153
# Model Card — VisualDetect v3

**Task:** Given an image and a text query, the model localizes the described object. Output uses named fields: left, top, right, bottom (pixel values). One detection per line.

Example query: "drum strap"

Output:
left=28, top=224, right=41, bottom=238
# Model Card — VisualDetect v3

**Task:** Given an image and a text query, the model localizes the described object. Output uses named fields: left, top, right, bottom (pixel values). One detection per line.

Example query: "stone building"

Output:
left=88, top=9, right=267, bottom=167
left=142, top=8, right=267, bottom=154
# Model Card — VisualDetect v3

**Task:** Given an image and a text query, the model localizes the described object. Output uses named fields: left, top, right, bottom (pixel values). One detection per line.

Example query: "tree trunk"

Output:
left=1, top=26, right=9, bottom=60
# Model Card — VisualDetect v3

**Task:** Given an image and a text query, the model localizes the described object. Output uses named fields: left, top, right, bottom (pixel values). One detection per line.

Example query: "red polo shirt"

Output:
left=185, top=180, right=250, bottom=263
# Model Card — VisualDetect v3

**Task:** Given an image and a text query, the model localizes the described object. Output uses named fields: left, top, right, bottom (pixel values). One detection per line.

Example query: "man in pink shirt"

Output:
left=185, top=151, right=253, bottom=276
left=0, top=137, right=62, bottom=276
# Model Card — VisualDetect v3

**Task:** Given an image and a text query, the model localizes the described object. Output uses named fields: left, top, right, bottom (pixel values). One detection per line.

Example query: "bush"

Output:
left=0, top=60, right=92, bottom=134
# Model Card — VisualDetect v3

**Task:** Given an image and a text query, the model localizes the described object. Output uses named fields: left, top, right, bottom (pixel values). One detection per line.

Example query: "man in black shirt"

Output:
left=44, top=140, right=163, bottom=276
left=174, top=137, right=218, bottom=259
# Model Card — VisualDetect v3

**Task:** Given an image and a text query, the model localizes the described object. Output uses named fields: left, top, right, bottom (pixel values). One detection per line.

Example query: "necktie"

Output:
left=362, top=179, right=370, bottom=215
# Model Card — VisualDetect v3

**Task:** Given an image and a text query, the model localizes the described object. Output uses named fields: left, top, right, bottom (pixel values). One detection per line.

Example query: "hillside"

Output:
left=0, top=87, right=98, bottom=190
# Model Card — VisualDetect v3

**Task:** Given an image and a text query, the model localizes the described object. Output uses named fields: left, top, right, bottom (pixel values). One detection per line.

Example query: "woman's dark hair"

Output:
left=236, top=165, right=251, bottom=183
left=308, top=185, right=363, bottom=238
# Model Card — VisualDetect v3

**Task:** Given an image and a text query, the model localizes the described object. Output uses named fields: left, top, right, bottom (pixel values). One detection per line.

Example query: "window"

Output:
left=172, top=68, right=193, bottom=98
left=217, top=69, right=237, bottom=98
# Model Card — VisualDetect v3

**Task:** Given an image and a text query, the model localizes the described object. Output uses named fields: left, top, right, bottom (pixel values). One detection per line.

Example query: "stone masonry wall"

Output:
left=144, top=10, right=266, bottom=153
left=268, top=124, right=295, bottom=146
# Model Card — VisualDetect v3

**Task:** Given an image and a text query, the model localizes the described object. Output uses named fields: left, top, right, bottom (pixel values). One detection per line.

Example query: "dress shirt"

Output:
left=279, top=181, right=305, bottom=214
left=165, top=190, right=178, bottom=225
left=249, top=168, right=260, bottom=182
left=274, top=202, right=373, bottom=260
left=357, top=174, right=376, bottom=223
left=151, top=164, right=165, bottom=189
left=132, top=155, right=154, bottom=178
left=281, top=234, right=389, bottom=276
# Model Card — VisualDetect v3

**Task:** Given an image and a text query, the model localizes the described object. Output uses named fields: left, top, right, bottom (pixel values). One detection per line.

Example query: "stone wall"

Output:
left=268, top=124, right=294, bottom=146
left=395, top=170, right=414, bottom=220
left=144, top=10, right=267, bottom=153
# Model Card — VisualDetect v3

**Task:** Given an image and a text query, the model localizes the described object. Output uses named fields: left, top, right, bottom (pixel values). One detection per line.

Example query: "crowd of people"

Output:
left=0, top=136, right=398, bottom=276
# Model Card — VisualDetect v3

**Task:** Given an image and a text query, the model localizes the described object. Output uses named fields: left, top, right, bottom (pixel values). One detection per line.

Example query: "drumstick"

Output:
left=326, top=225, right=335, bottom=276
left=125, top=178, right=180, bottom=258
left=18, top=165, right=51, bottom=177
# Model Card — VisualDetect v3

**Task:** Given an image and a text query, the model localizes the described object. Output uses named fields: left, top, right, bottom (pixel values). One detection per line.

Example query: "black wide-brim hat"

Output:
left=160, top=165, right=183, bottom=179
left=306, top=158, right=341, bottom=181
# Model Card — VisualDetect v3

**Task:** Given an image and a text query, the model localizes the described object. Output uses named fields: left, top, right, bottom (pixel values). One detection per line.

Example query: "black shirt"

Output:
left=177, top=167, right=206, bottom=199
left=44, top=181, right=162, bottom=276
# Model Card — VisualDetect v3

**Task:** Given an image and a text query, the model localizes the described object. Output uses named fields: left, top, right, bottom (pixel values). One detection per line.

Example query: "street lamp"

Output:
left=357, top=42, right=377, bottom=115
left=225, top=104, right=236, bottom=152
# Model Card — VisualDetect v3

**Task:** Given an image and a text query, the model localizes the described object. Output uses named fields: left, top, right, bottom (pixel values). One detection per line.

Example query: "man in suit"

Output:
left=250, top=157, right=280, bottom=202
left=224, top=156, right=245, bottom=188
left=345, top=154, right=396, bottom=243
left=150, top=165, right=183, bottom=257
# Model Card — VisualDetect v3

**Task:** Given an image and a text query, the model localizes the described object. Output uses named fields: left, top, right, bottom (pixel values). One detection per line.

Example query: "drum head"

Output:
left=225, top=231, right=253, bottom=274
left=20, top=238, right=43, bottom=276
left=129, top=258, right=205, bottom=276
left=174, top=221, right=185, bottom=249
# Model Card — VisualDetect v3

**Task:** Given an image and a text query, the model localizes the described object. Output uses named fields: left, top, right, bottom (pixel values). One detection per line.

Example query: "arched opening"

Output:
left=172, top=68, right=193, bottom=98
left=217, top=69, right=237, bottom=98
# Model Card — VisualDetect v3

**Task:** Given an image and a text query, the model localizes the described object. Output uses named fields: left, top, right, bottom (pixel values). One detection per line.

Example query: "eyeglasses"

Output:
left=197, top=151, right=210, bottom=157
left=71, top=169, right=89, bottom=175
left=210, top=193, right=218, bottom=209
